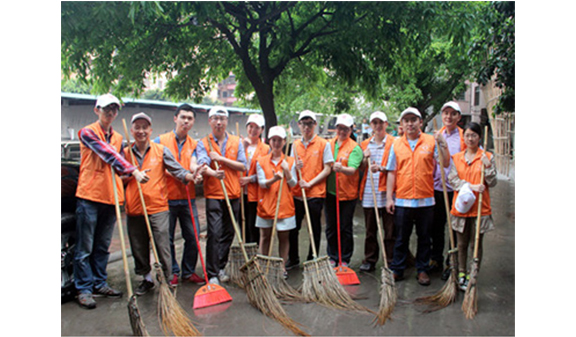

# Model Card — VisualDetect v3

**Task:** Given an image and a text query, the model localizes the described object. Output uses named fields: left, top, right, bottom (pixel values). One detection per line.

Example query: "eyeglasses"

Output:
left=101, top=105, right=119, bottom=113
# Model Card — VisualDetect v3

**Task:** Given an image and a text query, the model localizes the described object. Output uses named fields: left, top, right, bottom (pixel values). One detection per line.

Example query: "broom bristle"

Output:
left=128, top=295, right=149, bottom=336
left=414, top=268, right=458, bottom=312
left=462, top=261, right=479, bottom=319
left=255, top=255, right=305, bottom=302
left=301, top=256, right=373, bottom=314
left=241, top=258, right=309, bottom=336
left=228, top=243, right=259, bottom=287
left=373, top=267, right=397, bottom=326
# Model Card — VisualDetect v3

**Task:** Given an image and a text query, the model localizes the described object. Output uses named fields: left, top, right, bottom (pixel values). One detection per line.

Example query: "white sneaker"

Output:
left=208, top=277, right=221, bottom=286
left=218, top=269, right=230, bottom=283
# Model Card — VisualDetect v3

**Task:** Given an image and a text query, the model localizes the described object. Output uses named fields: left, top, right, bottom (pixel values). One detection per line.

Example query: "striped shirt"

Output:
left=361, top=136, right=389, bottom=208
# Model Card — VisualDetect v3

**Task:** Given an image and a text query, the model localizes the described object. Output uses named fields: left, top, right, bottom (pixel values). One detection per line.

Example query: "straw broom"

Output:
left=111, top=166, right=149, bottom=336
left=207, top=137, right=309, bottom=336
left=462, top=126, right=489, bottom=319
left=415, top=120, right=458, bottom=312
left=367, top=160, right=397, bottom=325
left=122, top=119, right=201, bottom=337
left=293, top=147, right=373, bottom=314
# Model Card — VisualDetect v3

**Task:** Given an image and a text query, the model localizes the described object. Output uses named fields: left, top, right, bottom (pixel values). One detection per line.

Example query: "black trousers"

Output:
left=431, top=190, right=455, bottom=267
left=289, top=197, right=324, bottom=263
left=205, top=198, right=239, bottom=278
left=243, top=194, right=260, bottom=245
left=324, top=194, right=357, bottom=264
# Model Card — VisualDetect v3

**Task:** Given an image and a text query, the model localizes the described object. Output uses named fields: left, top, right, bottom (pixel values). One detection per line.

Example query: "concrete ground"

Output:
left=61, top=176, right=514, bottom=336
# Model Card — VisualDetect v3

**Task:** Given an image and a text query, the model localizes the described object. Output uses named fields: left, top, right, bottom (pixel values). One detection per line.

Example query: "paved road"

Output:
left=61, top=176, right=515, bottom=336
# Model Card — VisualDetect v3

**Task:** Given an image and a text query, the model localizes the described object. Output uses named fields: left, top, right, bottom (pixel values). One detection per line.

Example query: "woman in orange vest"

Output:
left=447, top=122, right=497, bottom=291
left=255, top=126, right=297, bottom=279
left=325, top=114, right=363, bottom=267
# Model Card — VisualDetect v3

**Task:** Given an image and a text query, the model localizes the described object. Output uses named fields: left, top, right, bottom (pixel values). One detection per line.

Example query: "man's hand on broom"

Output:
left=132, top=169, right=150, bottom=183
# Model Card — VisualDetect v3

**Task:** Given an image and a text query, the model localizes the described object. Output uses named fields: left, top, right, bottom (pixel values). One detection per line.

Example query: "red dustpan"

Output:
left=186, top=185, right=232, bottom=309
left=334, top=171, right=360, bottom=285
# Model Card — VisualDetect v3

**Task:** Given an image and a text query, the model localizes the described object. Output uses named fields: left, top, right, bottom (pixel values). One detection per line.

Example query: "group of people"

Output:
left=72, top=93, right=496, bottom=310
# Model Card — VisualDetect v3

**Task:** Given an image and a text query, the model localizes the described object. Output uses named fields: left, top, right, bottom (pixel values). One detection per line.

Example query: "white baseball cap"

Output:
left=95, top=93, right=121, bottom=108
left=335, top=113, right=354, bottom=127
left=370, top=111, right=388, bottom=123
left=399, top=107, right=422, bottom=120
left=267, top=126, right=287, bottom=139
left=298, top=110, right=316, bottom=121
left=246, top=114, right=265, bottom=128
left=131, top=112, right=152, bottom=125
left=441, top=101, right=462, bottom=114
left=208, top=106, right=229, bottom=118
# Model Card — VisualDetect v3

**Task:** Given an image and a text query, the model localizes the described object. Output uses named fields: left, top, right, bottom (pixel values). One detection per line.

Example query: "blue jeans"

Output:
left=169, top=201, right=200, bottom=278
left=390, top=206, right=434, bottom=275
left=73, top=198, right=116, bottom=294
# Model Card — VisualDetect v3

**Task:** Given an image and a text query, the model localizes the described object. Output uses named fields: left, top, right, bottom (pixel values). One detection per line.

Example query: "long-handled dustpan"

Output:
left=111, top=166, right=149, bottom=336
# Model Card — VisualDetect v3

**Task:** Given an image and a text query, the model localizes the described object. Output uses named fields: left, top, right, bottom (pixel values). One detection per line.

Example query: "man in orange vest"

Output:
left=74, top=94, right=150, bottom=309
left=124, top=112, right=199, bottom=296
left=154, top=104, right=206, bottom=287
left=193, top=106, right=247, bottom=285
left=385, top=107, right=450, bottom=286
left=430, top=101, right=466, bottom=279
left=358, top=111, right=395, bottom=272
left=287, top=110, right=334, bottom=270
left=325, top=114, right=363, bottom=267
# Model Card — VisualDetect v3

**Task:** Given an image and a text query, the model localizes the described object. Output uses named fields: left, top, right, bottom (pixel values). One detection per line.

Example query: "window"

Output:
left=474, top=86, right=481, bottom=106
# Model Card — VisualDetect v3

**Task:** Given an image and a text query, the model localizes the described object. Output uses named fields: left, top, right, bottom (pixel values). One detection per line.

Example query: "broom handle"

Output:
left=121, top=119, right=161, bottom=265
left=267, top=138, right=291, bottom=258
left=111, top=165, right=135, bottom=298
left=293, top=145, right=318, bottom=259
left=432, top=120, right=457, bottom=257
left=185, top=185, right=210, bottom=284
left=207, top=136, right=250, bottom=263
left=237, top=122, right=246, bottom=241
left=368, top=159, right=389, bottom=269
left=335, top=167, right=343, bottom=266
left=472, top=126, right=489, bottom=260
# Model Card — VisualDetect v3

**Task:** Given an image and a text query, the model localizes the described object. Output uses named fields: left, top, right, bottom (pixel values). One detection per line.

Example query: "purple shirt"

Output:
left=433, top=127, right=462, bottom=192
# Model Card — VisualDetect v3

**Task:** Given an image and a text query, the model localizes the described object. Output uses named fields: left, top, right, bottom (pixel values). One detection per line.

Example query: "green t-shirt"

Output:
left=326, top=142, right=363, bottom=196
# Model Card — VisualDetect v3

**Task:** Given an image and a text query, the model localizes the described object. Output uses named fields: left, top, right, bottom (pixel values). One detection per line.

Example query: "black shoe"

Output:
left=441, top=267, right=452, bottom=281
left=285, top=259, right=300, bottom=271
left=135, top=280, right=155, bottom=296
left=359, top=262, right=375, bottom=272
left=93, top=285, right=123, bottom=298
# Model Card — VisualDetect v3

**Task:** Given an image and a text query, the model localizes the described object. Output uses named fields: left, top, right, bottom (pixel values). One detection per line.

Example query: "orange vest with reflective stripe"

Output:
left=329, top=137, right=360, bottom=201
left=358, top=134, right=394, bottom=200
left=202, top=134, right=242, bottom=199
left=393, top=133, right=436, bottom=200
left=124, top=143, right=170, bottom=216
left=76, top=122, right=125, bottom=205
left=158, top=132, right=197, bottom=200
left=256, top=154, right=295, bottom=220
left=450, top=149, right=493, bottom=217
left=292, top=136, right=329, bottom=199
left=246, top=140, right=270, bottom=202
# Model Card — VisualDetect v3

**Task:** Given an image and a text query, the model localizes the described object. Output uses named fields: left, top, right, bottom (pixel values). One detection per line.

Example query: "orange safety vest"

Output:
left=439, top=126, right=467, bottom=152
left=158, top=132, right=197, bottom=200
left=245, top=139, right=270, bottom=202
left=202, top=133, right=242, bottom=199
left=393, top=133, right=436, bottom=200
left=329, top=137, right=360, bottom=201
left=123, top=143, right=170, bottom=216
left=450, top=149, right=493, bottom=217
left=76, top=122, right=125, bottom=205
left=292, top=136, right=329, bottom=199
left=358, top=134, right=394, bottom=199
left=256, top=153, right=295, bottom=220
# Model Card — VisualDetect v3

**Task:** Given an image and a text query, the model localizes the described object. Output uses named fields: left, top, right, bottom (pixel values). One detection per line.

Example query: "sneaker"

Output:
left=329, top=259, right=337, bottom=268
left=458, top=272, right=467, bottom=291
left=359, top=262, right=375, bottom=272
left=218, top=269, right=230, bottom=283
left=208, top=277, right=221, bottom=286
left=183, top=273, right=206, bottom=285
left=285, top=259, right=300, bottom=271
left=283, top=271, right=289, bottom=280
left=93, top=285, right=123, bottom=298
left=341, top=262, right=349, bottom=268
left=135, top=280, right=155, bottom=296
left=78, top=292, right=97, bottom=309
left=441, top=267, right=452, bottom=281
left=169, top=274, right=179, bottom=288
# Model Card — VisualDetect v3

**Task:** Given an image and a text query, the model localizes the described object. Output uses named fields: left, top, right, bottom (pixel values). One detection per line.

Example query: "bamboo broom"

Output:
left=207, top=136, right=309, bottom=336
left=110, top=166, right=149, bottom=336
left=415, top=119, right=458, bottom=311
left=367, top=160, right=397, bottom=325
left=293, top=146, right=373, bottom=314
left=122, top=119, right=201, bottom=337
left=462, top=126, right=489, bottom=319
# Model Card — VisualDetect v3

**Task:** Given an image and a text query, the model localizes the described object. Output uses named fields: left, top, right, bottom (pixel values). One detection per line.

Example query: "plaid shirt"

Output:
left=79, top=126, right=135, bottom=176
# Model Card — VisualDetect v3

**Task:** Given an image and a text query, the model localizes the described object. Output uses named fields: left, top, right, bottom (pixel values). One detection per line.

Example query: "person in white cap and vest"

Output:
left=240, top=114, right=270, bottom=245
left=358, top=111, right=396, bottom=272
left=123, top=112, right=200, bottom=296
left=325, top=113, right=363, bottom=267
left=385, top=107, right=450, bottom=286
left=74, top=93, right=150, bottom=309
left=193, top=106, right=247, bottom=285
left=287, top=110, right=334, bottom=270
left=430, top=101, right=467, bottom=279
